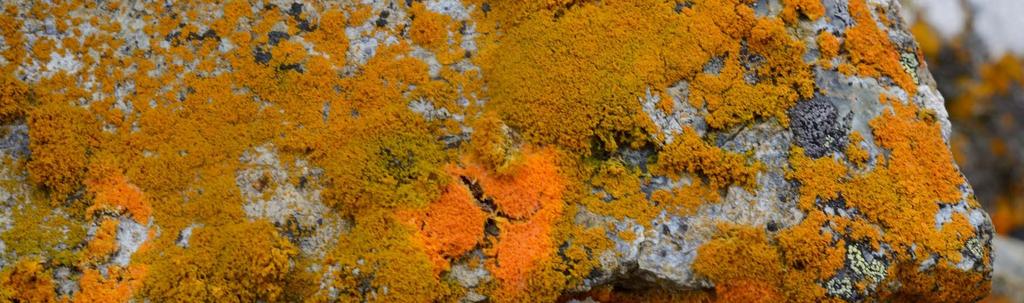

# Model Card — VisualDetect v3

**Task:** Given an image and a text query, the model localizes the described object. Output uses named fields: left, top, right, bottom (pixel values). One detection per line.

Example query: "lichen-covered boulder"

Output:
left=0, top=0, right=992, bottom=301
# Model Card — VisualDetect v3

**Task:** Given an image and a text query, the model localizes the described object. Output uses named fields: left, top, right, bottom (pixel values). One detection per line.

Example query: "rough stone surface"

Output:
left=0, top=0, right=994, bottom=302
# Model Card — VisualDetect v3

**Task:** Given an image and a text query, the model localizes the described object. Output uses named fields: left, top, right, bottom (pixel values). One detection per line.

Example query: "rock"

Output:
left=992, top=235, right=1024, bottom=303
left=0, top=0, right=993, bottom=302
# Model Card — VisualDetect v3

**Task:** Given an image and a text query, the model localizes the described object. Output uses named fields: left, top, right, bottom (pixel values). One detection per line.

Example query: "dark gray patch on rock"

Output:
left=789, top=95, right=850, bottom=158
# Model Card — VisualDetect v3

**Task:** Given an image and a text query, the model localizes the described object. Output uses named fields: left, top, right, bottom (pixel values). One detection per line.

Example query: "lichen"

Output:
left=843, top=0, right=917, bottom=93
left=782, top=0, right=825, bottom=23
left=0, top=258, right=56, bottom=303
left=141, top=221, right=297, bottom=302
left=655, top=127, right=761, bottom=190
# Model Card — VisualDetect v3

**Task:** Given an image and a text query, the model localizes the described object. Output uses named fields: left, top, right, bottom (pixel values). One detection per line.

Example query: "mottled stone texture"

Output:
left=0, top=0, right=992, bottom=302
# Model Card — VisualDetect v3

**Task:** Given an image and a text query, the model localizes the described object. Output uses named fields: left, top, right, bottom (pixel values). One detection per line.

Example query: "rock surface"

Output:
left=0, top=0, right=993, bottom=302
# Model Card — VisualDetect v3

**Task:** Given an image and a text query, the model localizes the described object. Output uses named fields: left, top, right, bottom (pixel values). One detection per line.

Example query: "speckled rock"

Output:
left=0, top=0, right=993, bottom=301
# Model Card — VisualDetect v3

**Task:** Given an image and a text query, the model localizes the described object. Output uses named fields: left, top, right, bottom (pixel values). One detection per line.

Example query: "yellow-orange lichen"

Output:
left=409, top=3, right=453, bottom=53
left=782, top=0, right=825, bottom=23
left=479, top=0, right=813, bottom=153
left=817, top=31, right=840, bottom=68
left=656, top=127, right=760, bottom=190
left=693, top=224, right=786, bottom=302
left=26, top=100, right=98, bottom=200
left=83, top=218, right=119, bottom=264
left=0, top=73, right=27, bottom=122
left=0, top=258, right=56, bottom=303
left=844, top=0, right=917, bottom=93
left=142, top=221, right=297, bottom=302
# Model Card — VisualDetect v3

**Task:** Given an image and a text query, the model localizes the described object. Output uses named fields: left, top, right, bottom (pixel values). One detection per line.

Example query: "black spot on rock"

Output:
left=279, top=63, right=304, bottom=73
left=485, top=218, right=499, bottom=236
left=254, top=48, right=272, bottom=64
left=789, top=95, right=850, bottom=158
left=288, top=3, right=303, bottom=16
left=482, top=2, right=491, bottom=13
left=375, top=10, right=390, bottom=27
left=297, top=20, right=314, bottom=32
left=268, top=31, right=290, bottom=46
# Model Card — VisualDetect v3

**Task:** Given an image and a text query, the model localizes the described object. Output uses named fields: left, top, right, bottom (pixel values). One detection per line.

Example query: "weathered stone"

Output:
left=0, top=0, right=993, bottom=301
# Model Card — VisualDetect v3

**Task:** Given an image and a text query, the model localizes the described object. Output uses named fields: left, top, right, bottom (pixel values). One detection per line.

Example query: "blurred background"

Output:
left=898, top=0, right=1024, bottom=301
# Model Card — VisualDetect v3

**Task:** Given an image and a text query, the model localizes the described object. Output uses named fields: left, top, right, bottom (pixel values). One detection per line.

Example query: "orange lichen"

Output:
left=693, top=224, right=785, bottom=302
left=789, top=96, right=974, bottom=264
left=405, top=175, right=487, bottom=272
left=452, top=147, right=566, bottom=301
left=782, top=0, right=825, bottom=23
left=73, top=265, right=147, bottom=303
left=480, top=0, right=813, bottom=152
left=306, top=10, right=349, bottom=66
left=690, top=16, right=815, bottom=129
left=468, top=112, right=516, bottom=172
left=656, top=127, right=760, bottom=190
left=817, top=31, right=840, bottom=68
left=0, top=258, right=56, bottom=303
left=694, top=217, right=846, bottom=302
left=0, top=73, right=27, bottom=121
left=85, top=173, right=152, bottom=222
left=323, top=209, right=453, bottom=302
left=0, top=0, right=988, bottom=301
left=579, top=159, right=664, bottom=225
left=844, top=0, right=917, bottom=93
left=83, top=218, right=119, bottom=264
left=881, top=262, right=989, bottom=302
left=845, top=131, right=870, bottom=167
left=409, top=3, right=453, bottom=53
left=26, top=100, right=98, bottom=200
left=142, top=221, right=297, bottom=302
left=460, top=148, right=563, bottom=219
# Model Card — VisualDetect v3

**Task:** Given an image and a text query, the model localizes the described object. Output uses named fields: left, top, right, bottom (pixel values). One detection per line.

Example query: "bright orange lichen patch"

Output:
left=450, top=147, right=566, bottom=301
left=844, top=0, right=917, bottom=93
left=693, top=217, right=848, bottom=302
left=0, top=258, right=56, bottom=303
left=781, top=0, right=825, bottom=23
left=404, top=175, right=487, bottom=272
left=845, top=131, right=870, bottom=167
left=881, top=262, right=990, bottom=302
left=459, top=148, right=564, bottom=219
left=86, top=173, right=151, bottom=222
left=305, top=10, right=349, bottom=67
